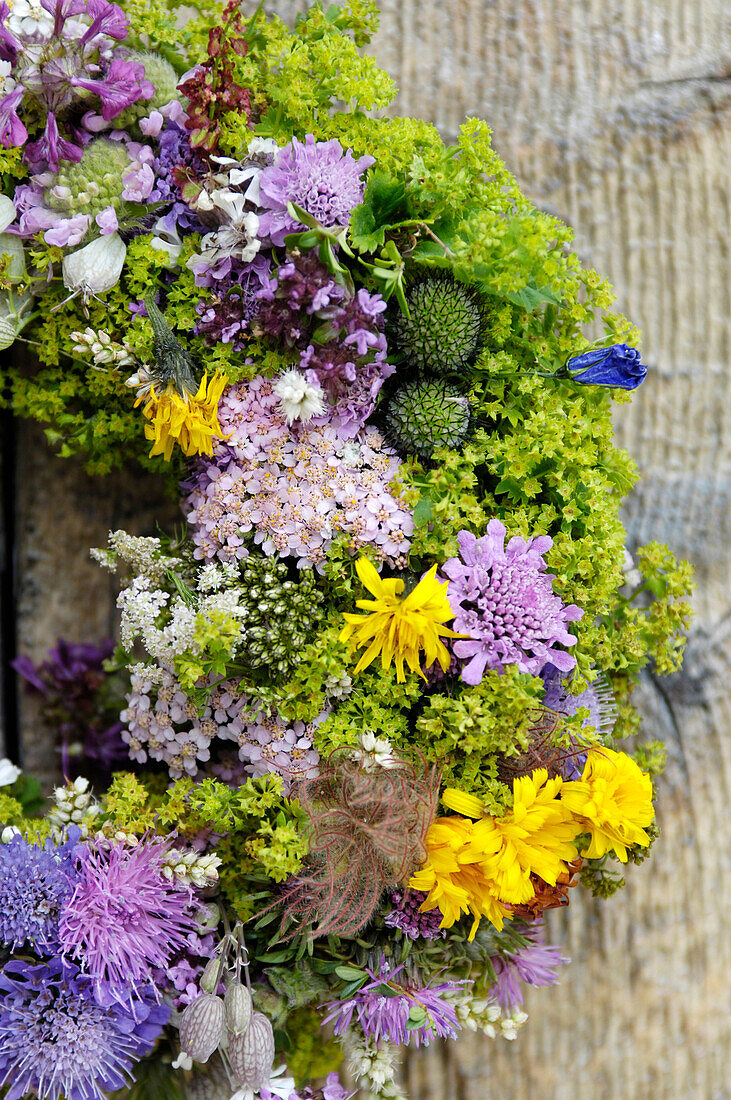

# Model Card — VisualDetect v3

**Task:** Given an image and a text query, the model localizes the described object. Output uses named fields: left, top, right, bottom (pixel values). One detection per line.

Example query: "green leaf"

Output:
left=505, top=280, right=562, bottom=311
left=349, top=171, right=414, bottom=253
left=334, top=965, right=367, bottom=982
left=412, top=493, right=434, bottom=528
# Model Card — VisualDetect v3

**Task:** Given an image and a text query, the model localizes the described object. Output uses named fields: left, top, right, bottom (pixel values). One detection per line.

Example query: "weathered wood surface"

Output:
left=3, top=1, right=730, bottom=1097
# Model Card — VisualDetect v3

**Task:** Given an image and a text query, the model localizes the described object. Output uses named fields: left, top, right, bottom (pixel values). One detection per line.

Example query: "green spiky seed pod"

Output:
left=382, top=378, right=471, bottom=460
left=111, top=53, right=180, bottom=130
left=47, top=140, right=130, bottom=225
left=237, top=556, right=324, bottom=677
left=388, top=271, right=484, bottom=376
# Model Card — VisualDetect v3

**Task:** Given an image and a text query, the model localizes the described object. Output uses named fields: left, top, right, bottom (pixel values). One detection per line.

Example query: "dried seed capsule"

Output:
left=224, top=982, right=253, bottom=1036
left=179, top=993, right=225, bottom=1063
left=228, top=1011, right=275, bottom=1089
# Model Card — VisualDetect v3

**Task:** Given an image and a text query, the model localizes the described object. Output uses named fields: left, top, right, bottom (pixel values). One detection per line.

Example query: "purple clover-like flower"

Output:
left=0, top=830, right=79, bottom=954
left=321, top=956, right=463, bottom=1049
left=565, top=344, right=647, bottom=390
left=489, top=921, right=569, bottom=1011
left=257, top=134, right=374, bottom=246
left=384, top=888, right=445, bottom=940
left=58, top=837, right=197, bottom=1007
left=442, top=521, right=584, bottom=684
left=0, top=956, right=168, bottom=1100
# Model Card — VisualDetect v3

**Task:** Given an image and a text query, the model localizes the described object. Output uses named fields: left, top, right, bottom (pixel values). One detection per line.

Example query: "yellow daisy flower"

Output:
left=339, top=557, right=461, bottom=682
left=136, top=372, right=227, bottom=462
left=560, top=747, right=654, bottom=862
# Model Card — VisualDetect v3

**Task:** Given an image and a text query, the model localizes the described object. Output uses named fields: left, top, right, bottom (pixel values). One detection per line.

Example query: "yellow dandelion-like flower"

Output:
left=409, top=816, right=512, bottom=938
left=339, top=557, right=461, bottom=682
left=411, top=774, right=582, bottom=940
left=136, top=372, right=227, bottom=462
left=560, top=747, right=654, bottom=862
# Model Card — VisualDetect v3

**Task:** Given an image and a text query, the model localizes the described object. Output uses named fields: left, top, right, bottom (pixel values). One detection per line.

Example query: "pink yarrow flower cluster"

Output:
left=182, top=376, right=414, bottom=570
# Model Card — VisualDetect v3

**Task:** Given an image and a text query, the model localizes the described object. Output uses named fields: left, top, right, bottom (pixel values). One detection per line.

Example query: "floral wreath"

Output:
left=0, top=2, right=693, bottom=1099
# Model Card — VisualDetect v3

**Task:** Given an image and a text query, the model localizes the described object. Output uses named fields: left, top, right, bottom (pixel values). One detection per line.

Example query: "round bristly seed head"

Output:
left=388, top=270, right=484, bottom=375
left=382, top=377, right=471, bottom=460
left=179, top=993, right=226, bottom=1063
left=224, top=982, right=253, bottom=1036
left=228, top=1012, right=275, bottom=1089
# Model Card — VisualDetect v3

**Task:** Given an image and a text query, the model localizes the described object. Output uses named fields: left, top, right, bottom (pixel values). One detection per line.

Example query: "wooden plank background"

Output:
left=1, top=2, right=729, bottom=1097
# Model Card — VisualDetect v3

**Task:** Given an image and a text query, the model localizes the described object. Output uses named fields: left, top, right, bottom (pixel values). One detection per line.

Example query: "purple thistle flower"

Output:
left=0, top=831, right=79, bottom=954
left=58, top=837, right=197, bottom=1007
left=321, top=956, right=463, bottom=1049
left=565, top=344, right=647, bottom=390
left=490, top=921, right=569, bottom=1011
left=384, top=888, right=445, bottom=940
left=258, top=134, right=374, bottom=247
left=442, top=521, right=584, bottom=684
left=0, top=956, right=168, bottom=1100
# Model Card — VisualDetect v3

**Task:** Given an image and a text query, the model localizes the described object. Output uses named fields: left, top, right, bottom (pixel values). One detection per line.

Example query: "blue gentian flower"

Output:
left=565, top=344, right=647, bottom=389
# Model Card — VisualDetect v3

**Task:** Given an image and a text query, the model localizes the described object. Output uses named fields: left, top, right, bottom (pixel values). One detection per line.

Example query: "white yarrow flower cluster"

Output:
left=70, top=327, right=135, bottom=369
left=274, top=369, right=325, bottom=424
left=343, top=1031, right=405, bottom=1097
left=198, top=561, right=240, bottom=593
left=92, top=529, right=181, bottom=582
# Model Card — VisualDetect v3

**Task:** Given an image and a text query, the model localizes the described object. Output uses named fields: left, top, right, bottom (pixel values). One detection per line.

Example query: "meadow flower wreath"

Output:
left=0, top=1, right=695, bottom=1098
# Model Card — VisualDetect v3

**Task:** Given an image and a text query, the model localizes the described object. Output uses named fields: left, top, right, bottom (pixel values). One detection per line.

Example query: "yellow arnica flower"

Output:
left=136, top=372, right=227, bottom=462
left=411, top=771, right=582, bottom=940
left=560, top=747, right=654, bottom=862
left=339, top=557, right=461, bottom=682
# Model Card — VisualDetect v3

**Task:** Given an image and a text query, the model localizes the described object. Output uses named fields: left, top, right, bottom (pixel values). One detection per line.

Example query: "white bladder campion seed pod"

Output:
left=228, top=1011, right=275, bottom=1089
left=62, top=233, right=126, bottom=298
left=178, top=993, right=226, bottom=1064
left=199, top=957, right=222, bottom=995
left=224, top=981, right=253, bottom=1036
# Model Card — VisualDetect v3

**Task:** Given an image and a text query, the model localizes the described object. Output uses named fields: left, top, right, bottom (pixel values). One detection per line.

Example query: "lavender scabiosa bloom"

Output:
left=58, top=837, right=197, bottom=1006
left=490, top=921, right=569, bottom=1012
left=565, top=344, right=647, bottom=390
left=384, top=888, right=445, bottom=940
left=540, top=663, right=617, bottom=779
left=0, top=957, right=168, bottom=1100
left=442, top=521, right=584, bottom=685
left=322, top=957, right=463, bottom=1048
left=258, top=134, right=374, bottom=246
left=0, top=831, right=79, bottom=953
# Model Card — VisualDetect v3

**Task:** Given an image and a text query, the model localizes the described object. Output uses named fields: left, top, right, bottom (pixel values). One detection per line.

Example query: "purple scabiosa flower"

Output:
left=321, top=957, right=463, bottom=1049
left=384, top=888, right=445, bottom=940
left=489, top=921, right=569, bottom=1012
left=540, top=663, right=617, bottom=779
left=565, top=344, right=647, bottom=390
left=0, top=831, right=79, bottom=954
left=258, top=134, right=374, bottom=246
left=58, top=837, right=197, bottom=1006
left=0, top=956, right=168, bottom=1100
left=442, top=521, right=584, bottom=684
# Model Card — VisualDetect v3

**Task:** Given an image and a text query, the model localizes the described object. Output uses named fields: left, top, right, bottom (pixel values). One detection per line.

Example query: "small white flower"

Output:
left=274, top=369, right=325, bottom=424
left=229, top=1064, right=295, bottom=1100
left=1, top=826, right=20, bottom=843
left=0, top=59, right=15, bottom=97
left=353, top=731, right=397, bottom=770
left=0, top=758, right=20, bottom=787
left=62, top=232, right=126, bottom=301
left=171, top=1051, right=193, bottom=1071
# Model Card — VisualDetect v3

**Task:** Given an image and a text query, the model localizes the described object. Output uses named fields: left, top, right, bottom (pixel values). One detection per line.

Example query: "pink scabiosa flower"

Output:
left=442, top=521, right=584, bottom=684
left=58, top=837, right=198, bottom=1007
left=322, top=956, right=464, bottom=1048
left=257, top=134, right=374, bottom=246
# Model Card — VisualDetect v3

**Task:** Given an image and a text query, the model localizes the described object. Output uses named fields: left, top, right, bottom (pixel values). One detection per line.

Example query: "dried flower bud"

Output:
left=199, top=957, right=222, bottom=994
left=179, top=993, right=225, bottom=1063
left=224, top=982, right=252, bottom=1036
left=228, top=1012, right=275, bottom=1089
